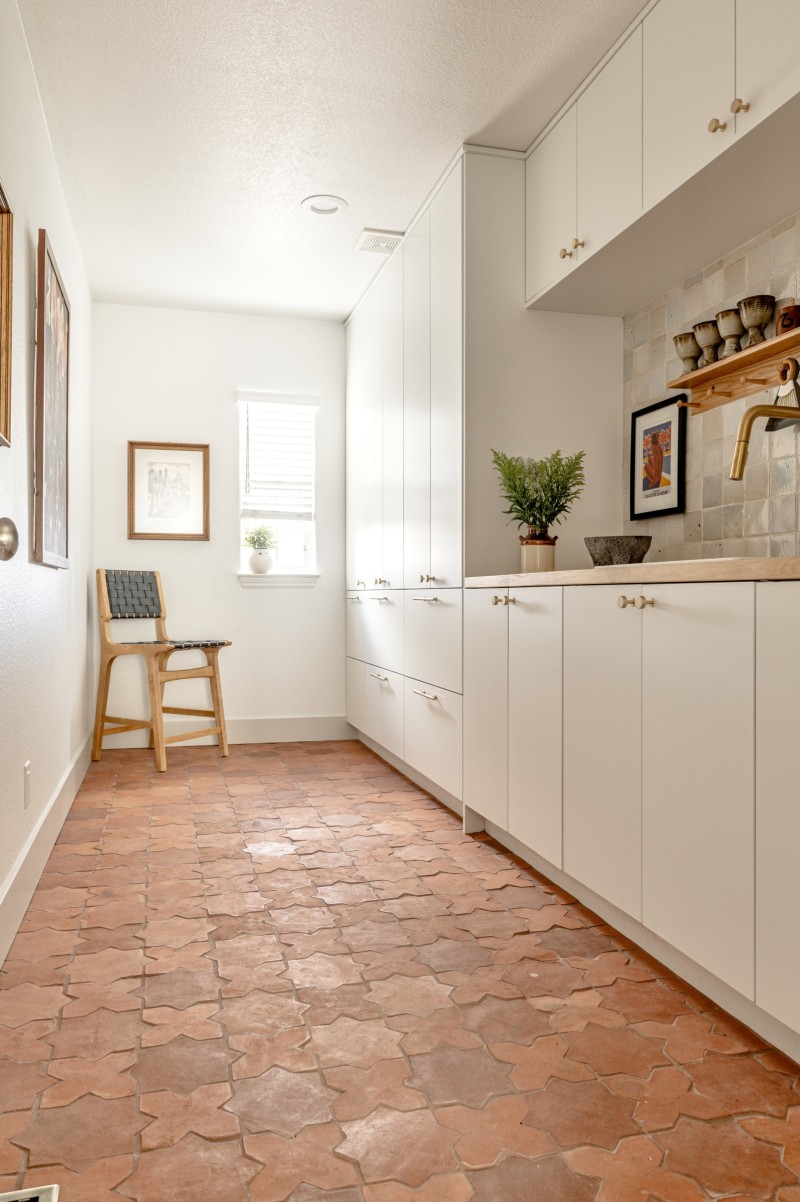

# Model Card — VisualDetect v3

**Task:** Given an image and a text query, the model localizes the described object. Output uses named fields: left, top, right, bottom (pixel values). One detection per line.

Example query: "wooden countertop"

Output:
left=465, top=557, right=800, bottom=588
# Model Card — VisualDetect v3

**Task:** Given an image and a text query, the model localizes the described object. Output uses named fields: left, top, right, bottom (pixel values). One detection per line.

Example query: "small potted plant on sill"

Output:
left=491, top=448, right=586, bottom=572
left=243, top=523, right=278, bottom=574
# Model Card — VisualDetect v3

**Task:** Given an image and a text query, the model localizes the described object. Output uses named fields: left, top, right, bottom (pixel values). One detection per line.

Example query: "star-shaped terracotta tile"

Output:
left=305, top=1015, right=405, bottom=1067
left=389, top=1008, right=482, bottom=1055
left=566, top=951, right=655, bottom=988
left=743, top=1105, right=800, bottom=1175
left=244, top=1122, right=359, bottom=1202
left=140, top=1082, right=239, bottom=1148
left=568, top=1134, right=707, bottom=1202
left=490, top=1034, right=594, bottom=1091
left=230, top=1027, right=315, bottom=1079
left=635, top=1013, right=749, bottom=1063
left=0, top=1019, right=54, bottom=1061
left=651, top=1119, right=796, bottom=1197
left=14, top=1094, right=148, bottom=1171
left=24, top=1153, right=134, bottom=1202
left=120, top=1132, right=259, bottom=1202
left=142, top=1001, right=222, bottom=1046
left=217, top=990, right=306, bottom=1037
left=437, top=1094, right=554, bottom=1167
left=366, top=974, right=454, bottom=1016
left=62, top=978, right=141, bottom=1017
left=326, top=1057, right=426, bottom=1120
left=337, top=1106, right=458, bottom=1186
left=0, top=981, right=69, bottom=1027
left=608, top=1066, right=730, bottom=1130
left=42, top=1050, right=137, bottom=1107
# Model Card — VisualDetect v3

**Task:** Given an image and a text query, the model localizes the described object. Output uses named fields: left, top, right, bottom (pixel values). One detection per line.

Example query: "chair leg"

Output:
left=92, top=656, right=114, bottom=762
left=207, top=649, right=229, bottom=757
left=146, top=656, right=167, bottom=772
left=149, top=652, right=168, bottom=749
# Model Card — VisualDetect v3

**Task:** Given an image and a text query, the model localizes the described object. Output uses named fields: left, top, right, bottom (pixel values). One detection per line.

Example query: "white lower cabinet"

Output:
left=463, top=587, right=563, bottom=862
left=362, top=590, right=404, bottom=675
left=361, top=665, right=404, bottom=760
left=404, top=588, right=463, bottom=695
left=346, top=657, right=365, bottom=731
left=404, top=676, right=462, bottom=800
left=641, top=583, right=755, bottom=999
left=346, top=593, right=367, bottom=662
left=755, top=582, right=800, bottom=1029
left=563, top=586, right=643, bottom=919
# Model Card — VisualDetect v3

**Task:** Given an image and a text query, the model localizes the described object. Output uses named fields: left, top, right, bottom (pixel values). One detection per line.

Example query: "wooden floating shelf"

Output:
left=667, top=325, right=800, bottom=414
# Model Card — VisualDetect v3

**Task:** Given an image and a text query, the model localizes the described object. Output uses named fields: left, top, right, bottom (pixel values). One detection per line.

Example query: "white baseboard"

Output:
left=358, top=734, right=463, bottom=816
left=482, top=818, right=800, bottom=1066
left=0, top=733, right=92, bottom=966
left=102, top=715, right=357, bottom=748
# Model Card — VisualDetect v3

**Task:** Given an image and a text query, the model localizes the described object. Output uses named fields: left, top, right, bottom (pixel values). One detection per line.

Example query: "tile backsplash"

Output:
left=622, top=211, right=799, bottom=559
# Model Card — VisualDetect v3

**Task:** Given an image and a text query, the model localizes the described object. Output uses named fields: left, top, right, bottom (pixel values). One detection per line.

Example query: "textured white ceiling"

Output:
left=17, top=0, right=646, bottom=320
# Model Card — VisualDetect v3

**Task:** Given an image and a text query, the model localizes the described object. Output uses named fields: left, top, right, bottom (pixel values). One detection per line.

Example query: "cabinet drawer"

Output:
left=346, top=657, right=365, bottom=730
left=362, top=590, right=404, bottom=674
left=404, top=677, right=463, bottom=801
left=404, top=588, right=462, bottom=694
left=346, top=593, right=368, bottom=661
left=362, top=665, right=404, bottom=760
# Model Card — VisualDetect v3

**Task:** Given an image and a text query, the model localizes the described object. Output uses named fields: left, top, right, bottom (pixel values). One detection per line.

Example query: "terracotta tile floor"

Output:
left=2, top=740, right=800, bottom=1202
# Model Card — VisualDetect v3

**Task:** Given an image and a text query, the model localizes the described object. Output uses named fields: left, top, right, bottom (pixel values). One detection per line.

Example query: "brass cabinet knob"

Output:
left=503, top=596, right=517, bottom=605
left=635, top=595, right=655, bottom=609
left=559, top=247, right=573, bottom=259
left=356, top=580, right=365, bottom=587
left=617, top=595, right=635, bottom=609
left=572, top=238, right=585, bottom=250
left=708, top=117, right=727, bottom=133
left=730, top=97, right=750, bottom=114
left=491, top=595, right=504, bottom=606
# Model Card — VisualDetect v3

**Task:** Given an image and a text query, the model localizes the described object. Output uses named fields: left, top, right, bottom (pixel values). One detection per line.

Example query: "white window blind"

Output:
left=239, top=395, right=317, bottom=521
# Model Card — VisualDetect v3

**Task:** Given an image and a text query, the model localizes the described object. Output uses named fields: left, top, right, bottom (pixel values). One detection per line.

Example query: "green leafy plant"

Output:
left=243, top=523, right=279, bottom=551
left=491, top=448, right=586, bottom=536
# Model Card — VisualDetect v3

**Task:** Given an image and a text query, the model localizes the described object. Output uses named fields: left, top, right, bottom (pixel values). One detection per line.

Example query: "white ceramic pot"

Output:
left=520, top=535, right=556, bottom=573
left=249, top=549, right=273, bottom=574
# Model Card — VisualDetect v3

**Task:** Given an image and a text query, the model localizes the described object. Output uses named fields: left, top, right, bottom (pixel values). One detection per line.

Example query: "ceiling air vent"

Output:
left=354, top=229, right=404, bottom=255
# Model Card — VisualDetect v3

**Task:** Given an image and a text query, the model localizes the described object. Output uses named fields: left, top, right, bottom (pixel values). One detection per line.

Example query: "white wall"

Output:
left=0, top=1, right=93, bottom=960
left=92, top=303, right=347, bottom=743
left=464, top=152, right=622, bottom=576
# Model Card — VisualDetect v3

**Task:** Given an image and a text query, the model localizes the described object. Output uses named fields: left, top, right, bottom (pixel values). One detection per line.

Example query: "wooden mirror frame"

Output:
left=0, top=179, right=12, bottom=448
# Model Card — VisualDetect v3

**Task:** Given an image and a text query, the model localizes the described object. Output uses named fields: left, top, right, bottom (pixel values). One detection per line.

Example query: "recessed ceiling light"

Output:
left=301, top=194, right=348, bottom=216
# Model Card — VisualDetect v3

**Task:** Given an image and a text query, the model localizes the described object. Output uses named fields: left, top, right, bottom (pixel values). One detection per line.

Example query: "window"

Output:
left=238, top=391, right=318, bottom=574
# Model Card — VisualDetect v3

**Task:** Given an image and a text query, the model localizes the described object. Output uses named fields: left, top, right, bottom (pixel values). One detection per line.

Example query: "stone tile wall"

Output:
left=622, top=211, right=799, bottom=559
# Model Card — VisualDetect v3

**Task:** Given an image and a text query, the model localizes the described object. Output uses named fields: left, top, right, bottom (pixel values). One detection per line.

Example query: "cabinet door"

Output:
left=642, top=583, right=755, bottom=999
left=346, top=295, right=383, bottom=587
left=363, top=666, right=404, bottom=760
left=430, top=163, right=463, bottom=589
left=381, top=252, right=404, bottom=589
left=577, top=27, right=642, bottom=259
left=563, top=586, right=642, bottom=919
left=345, top=593, right=367, bottom=662
left=736, top=0, right=800, bottom=137
left=346, top=657, right=365, bottom=731
left=756, top=582, right=800, bottom=1030
left=403, top=210, right=431, bottom=588
left=463, top=588, right=508, bottom=828
left=508, top=588, right=563, bottom=868
left=525, top=105, right=577, bottom=301
left=405, top=678, right=463, bottom=801
left=362, top=591, right=404, bottom=675
left=643, top=0, right=735, bottom=209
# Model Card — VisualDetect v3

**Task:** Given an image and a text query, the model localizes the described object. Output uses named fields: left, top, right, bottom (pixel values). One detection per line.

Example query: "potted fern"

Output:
left=491, top=448, right=586, bottom=572
left=243, top=523, right=278, bottom=574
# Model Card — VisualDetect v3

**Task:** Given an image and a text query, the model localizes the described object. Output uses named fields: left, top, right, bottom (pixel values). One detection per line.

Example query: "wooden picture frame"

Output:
left=629, top=394, right=687, bottom=521
left=0, top=180, right=12, bottom=448
left=128, top=441, right=210, bottom=540
left=34, top=229, right=70, bottom=568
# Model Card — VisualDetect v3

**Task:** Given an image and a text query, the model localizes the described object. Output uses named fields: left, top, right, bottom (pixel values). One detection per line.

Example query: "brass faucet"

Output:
left=730, top=403, right=800, bottom=479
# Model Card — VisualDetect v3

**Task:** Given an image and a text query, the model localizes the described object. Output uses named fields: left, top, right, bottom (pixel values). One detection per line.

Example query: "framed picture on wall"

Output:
left=128, top=440, right=210, bottom=540
left=34, top=229, right=70, bottom=568
left=0, top=180, right=12, bottom=449
left=629, top=394, right=687, bottom=521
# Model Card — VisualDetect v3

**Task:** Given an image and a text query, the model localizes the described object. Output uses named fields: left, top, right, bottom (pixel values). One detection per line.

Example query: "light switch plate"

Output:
left=0, top=1188, right=59, bottom=1202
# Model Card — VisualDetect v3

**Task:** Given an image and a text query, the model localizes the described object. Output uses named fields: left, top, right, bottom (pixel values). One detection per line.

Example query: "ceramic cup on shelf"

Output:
left=738, top=294, right=775, bottom=347
left=693, top=320, right=722, bottom=368
left=673, top=331, right=701, bottom=373
left=716, top=308, right=745, bottom=358
left=776, top=304, right=800, bottom=335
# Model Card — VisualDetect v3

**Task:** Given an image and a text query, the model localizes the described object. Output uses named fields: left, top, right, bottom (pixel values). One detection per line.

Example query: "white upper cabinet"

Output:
left=577, top=26, right=642, bottom=260
left=525, top=105, right=578, bottom=301
left=345, top=296, right=382, bottom=589
left=429, top=163, right=463, bottom=589
left=735, top=0, right=800, bottom=134
left=381, top=252, right=404, bottom=589
left=641, top=583, right=755, bottom=1000
left=403, top=210, right=432, bottom=588
left=643, top=0, right=735, bottom=209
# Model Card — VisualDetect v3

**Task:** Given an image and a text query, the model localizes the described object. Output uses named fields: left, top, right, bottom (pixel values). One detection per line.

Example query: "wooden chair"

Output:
left=92, top=568, right=231, bottom=772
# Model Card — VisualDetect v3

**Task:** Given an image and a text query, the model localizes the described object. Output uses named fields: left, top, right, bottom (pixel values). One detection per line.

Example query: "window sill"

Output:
left=237, top=572, right=320, bottom=589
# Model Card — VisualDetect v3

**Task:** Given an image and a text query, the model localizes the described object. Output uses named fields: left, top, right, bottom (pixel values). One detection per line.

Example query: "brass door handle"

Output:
left=708, top=117, right=727, bottom=133
left=356, top=580, right=365, bottom=587
left=503, top=596, right=517, bottom=605
left=491, top=595, right=504, bottom=605
left=419, top=574, right=435, bottom=583
left=730, top=97, right=750, bottom=114
left=635, top=595, right=655, bottom=609
left=617, top=596, right=635, bottom=609
left=572, top=238, right=585, bottom=250
left=369, top=672, right=389, bottom=682
left=559, top=247, right=573, bottom=259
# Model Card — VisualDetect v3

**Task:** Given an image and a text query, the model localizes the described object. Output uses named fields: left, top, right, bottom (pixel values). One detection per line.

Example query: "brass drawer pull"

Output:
left=503, top=596, right=517, bottom=606
left=617, top=596, right=635, bottom=609
left=413, top=689, right=439, bottom=702
left=369, top=596, right=390, bottom=602
left=491, top=595, right=504, bottom=606
left=412, top=596, right=439, bottom=603
left=635, top=595, right=655, bottom=609
left=369, top=672, right=389, bottom=682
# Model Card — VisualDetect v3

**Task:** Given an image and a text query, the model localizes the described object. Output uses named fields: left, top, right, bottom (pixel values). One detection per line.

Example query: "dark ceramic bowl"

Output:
left=584, top=535, right=652, bottom=567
